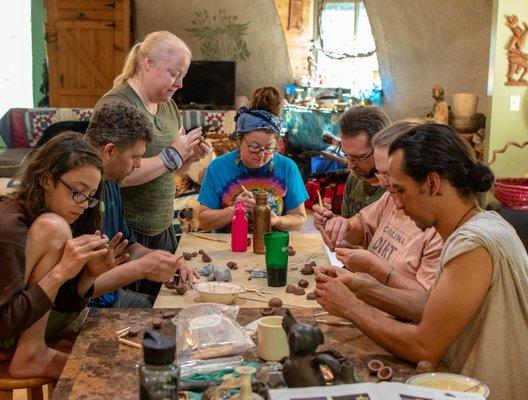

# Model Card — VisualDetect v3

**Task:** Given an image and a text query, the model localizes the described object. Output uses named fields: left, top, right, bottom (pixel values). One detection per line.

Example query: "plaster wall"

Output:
left=134, top=0, right=293, bottom=99
left=486, top=0, right=528, bottom=177
left=366, top=0, right=492, bottom=121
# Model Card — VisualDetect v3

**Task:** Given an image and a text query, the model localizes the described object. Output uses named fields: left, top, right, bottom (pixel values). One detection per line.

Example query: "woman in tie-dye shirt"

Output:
left=198, top=87, right=308, bottom=232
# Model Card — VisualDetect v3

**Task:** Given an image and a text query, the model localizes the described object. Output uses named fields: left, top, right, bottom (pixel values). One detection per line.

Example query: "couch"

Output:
left=0, top=107, right=237, bottom=179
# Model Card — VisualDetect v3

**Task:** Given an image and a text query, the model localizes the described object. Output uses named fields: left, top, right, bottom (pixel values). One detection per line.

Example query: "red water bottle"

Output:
left=231, top=202, right=248, bottom=252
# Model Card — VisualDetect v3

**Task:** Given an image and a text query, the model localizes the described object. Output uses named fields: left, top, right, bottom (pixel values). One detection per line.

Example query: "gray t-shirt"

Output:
left=438, top=211, right=528, bottom=400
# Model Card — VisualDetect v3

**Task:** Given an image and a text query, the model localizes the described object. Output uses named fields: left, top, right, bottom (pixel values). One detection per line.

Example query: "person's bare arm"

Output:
left=341, top=272, right=428, bottom=322
left=272, top=204, right=307, bottom=231
left=198, top=204, right=235, bottom=232
left=120, top=128, right=204, bottom=187
left=315, top=246, right=492, bottom=364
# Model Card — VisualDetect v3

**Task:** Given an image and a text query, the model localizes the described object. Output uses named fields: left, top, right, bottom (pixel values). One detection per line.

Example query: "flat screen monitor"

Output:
left=174, top=61, right=236, bottom=110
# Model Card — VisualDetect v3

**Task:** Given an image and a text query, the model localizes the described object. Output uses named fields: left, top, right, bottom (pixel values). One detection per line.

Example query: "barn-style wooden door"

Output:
left=45, top=0, right=131, bottom=108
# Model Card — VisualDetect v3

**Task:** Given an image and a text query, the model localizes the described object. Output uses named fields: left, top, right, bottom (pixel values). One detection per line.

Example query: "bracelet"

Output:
left=384, top=267, right=394, bottom=286
left=159, top=146, right=183, bottom=171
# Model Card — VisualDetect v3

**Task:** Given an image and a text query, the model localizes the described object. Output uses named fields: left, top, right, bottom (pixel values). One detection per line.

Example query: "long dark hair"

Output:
left=389, top=123, right=494, bottom=198
left=12, top=131, right=103, bottom=234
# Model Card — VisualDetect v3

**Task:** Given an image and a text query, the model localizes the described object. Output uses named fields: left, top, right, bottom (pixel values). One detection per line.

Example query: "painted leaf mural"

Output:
left=186, top=9, right=251, bottom=61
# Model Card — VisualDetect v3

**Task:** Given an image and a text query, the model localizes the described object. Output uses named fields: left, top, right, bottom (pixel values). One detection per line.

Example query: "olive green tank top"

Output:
left=93, top=83, right=182, bottom=236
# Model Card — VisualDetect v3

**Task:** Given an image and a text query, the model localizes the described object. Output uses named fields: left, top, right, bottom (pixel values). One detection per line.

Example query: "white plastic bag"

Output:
left=173, top=303, right=255, bottom=361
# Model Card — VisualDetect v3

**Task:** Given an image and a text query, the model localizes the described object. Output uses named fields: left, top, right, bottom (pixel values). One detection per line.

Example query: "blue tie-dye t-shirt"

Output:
left=198, top=151, right=308, bottom=229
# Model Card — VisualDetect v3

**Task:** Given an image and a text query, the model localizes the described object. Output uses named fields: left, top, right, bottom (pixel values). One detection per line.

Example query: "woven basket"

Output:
left=493, top=178, right=528, bottom=209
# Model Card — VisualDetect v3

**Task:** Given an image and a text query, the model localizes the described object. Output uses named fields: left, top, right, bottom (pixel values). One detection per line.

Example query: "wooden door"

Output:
left=46, top=0, right=131, bottom=108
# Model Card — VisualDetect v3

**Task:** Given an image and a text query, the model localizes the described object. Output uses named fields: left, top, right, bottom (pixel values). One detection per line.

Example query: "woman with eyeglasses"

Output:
left=0, top=132, right=124, bottom=379
left=198, top=87, right=308, bottom=232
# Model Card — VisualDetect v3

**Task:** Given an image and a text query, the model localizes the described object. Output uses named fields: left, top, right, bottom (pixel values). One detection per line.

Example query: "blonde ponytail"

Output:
left=113, top=42, right=142, bottom=87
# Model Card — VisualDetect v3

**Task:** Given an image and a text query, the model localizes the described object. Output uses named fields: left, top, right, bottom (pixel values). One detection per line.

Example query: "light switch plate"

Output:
left=510, top=95, right=521, bottom=112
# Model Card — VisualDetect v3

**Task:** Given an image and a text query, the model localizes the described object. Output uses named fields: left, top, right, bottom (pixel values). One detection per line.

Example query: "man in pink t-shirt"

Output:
left=313, top=121, right=443, bottom=322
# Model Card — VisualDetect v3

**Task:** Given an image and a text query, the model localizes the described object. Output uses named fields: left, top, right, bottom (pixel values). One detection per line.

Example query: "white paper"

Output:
left=268, top=382, right=485, bottom=400
left=325, top=244, right=344, bottom=268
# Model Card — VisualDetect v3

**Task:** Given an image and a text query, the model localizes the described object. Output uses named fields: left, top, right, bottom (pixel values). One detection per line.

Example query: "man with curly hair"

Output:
left=85, top=102, right=198, bottom=307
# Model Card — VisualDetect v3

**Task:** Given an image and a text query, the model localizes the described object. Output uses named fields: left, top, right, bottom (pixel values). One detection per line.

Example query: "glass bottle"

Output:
left=138, top=330, right=179, bottom=400
left=253, top=192, right=271, bottom=254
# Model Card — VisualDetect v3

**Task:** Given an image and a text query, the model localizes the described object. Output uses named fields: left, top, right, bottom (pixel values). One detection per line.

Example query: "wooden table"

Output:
left=52, top=308, right=420, bottom=399
left=154, top=233, right=330, bottom=309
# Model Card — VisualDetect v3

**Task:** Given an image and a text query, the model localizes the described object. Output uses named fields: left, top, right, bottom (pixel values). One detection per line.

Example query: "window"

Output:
left=0, top=1, right=33, bottom=118
left=313, top=0, right=380, bottom=94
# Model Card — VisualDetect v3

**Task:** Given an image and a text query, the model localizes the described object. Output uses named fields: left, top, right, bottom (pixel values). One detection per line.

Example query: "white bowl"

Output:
left=195, top=282, right=245, bottom=305
left=406, top=372, right=489, bottom=397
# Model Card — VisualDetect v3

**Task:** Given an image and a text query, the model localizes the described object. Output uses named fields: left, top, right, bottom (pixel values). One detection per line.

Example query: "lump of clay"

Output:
left=192, top=251, right=198, bottom=257
left=301, top=265, right=315, bottom=275
left=287, top=246, right=296, bottom=256
left=226, top=261, right=238, bottom=270
left=182, top=252, right=192, bottom=260
left=309, top=261, right=316, bottom=267
left=268, top=297, right=283, bottom=308
left=260, top=307, right=275, bottom=316
left=293, top=286, right=305, bottom=295
left=298, top=279, right=309, bottom=288
left=306, top=292, right=316, bottom=300
left=286, top=284, right=296, bottom=293
left=202, top=253, right=212, bottom=263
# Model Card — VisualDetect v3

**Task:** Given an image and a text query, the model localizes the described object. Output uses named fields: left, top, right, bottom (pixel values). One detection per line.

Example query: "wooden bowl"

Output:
left=195, top=282, right=245, bottom=305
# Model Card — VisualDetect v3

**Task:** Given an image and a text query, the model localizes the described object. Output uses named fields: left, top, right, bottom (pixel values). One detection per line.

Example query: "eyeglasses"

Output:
left=343, top=148, right=374, bottom=163
left=59, top=178, right=99, bottom=208
left=243, top=138, right=277, bottom=154
left=374, top=170, right=390, bottom=183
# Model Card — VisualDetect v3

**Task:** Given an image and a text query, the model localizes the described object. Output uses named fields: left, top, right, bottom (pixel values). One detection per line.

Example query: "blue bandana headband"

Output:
left=234, top=106, right=282, bottom=138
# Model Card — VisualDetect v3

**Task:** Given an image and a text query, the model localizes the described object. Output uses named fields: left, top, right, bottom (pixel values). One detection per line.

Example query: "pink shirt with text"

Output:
left=357, top=192, right=443, bottom=289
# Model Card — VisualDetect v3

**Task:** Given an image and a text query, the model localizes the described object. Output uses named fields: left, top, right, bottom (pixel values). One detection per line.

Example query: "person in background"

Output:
left=315, top=123, right=528, bottom=400
left=0, top=133, right=112, bottom=378
left=313, top=121, right=442, bottom=322
left=339, top=106, right=389, bottom=218
left=198, top=87, right=308, bottom=232
left=93, top=31, right=211, bottom=295
left=85, top=102, right=198, bottom=307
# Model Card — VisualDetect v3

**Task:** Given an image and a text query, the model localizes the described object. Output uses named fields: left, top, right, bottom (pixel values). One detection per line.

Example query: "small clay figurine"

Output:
left=281, top=309, right=356, bottom=387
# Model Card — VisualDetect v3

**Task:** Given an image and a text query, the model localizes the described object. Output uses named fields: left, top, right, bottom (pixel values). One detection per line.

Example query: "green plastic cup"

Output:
left=264, top=232, right=289, bottom=287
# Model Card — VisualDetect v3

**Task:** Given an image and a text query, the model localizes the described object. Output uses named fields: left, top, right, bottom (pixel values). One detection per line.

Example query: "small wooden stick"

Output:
left=317, top=190, right=323, bottom=208
left=115, top=326, right=130, bottom=335
left=238, top=295, right=299, bottom=308
left=315, top=319, right=354, bottom=326
left=188, top=232, right=227, bottom=243
left=313, top=310, right=329, bottom=317
left=117, top=330, right=130, bottom=338
left=118, top=337, right=142, bottom=349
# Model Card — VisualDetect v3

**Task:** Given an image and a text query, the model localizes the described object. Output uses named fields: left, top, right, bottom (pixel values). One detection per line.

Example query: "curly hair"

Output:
left=389, top=123, right=494, bottom=198
left=339, top=106, right=391, bottom=142
left=85, top=101, right=153, bottom=149
left=12, top=132, right=103, bottom=233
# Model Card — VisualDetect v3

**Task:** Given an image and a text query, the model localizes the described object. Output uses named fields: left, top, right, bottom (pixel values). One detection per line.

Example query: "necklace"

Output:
left=128, top=80, right=163, bottom=130
left=453, top=204, right=479, bottom=232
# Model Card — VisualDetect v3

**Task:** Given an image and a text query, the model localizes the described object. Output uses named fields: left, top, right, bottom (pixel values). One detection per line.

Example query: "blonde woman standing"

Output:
left=93, top=31, right=211, bottom=294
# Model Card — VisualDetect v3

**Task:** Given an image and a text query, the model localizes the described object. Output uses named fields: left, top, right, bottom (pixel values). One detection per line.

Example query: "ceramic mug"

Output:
left=257, top=316, right=289, bottom=361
